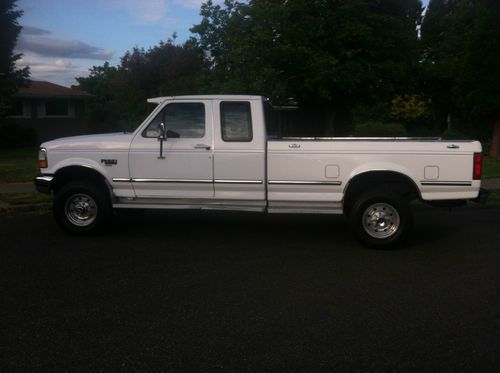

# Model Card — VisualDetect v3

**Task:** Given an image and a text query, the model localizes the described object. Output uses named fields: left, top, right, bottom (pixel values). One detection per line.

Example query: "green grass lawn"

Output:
left=483, top=159, right=500, bottom=179
left=489, top=189, right=500, bottom=202
left=0, top=147, right=39, bottom=183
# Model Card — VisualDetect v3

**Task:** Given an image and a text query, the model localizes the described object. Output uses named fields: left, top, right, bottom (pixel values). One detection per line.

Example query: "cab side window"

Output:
left=143, top=103, right=205, bottom=138
left=220, top=101, right=253, bottom=142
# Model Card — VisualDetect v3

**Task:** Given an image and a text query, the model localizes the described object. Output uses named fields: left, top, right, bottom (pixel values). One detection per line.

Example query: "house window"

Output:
left=45, top=101, right=69, bottom=116
left=39, top=100, right=75, bottom=118
left=6, top=100, right=31, bottom=118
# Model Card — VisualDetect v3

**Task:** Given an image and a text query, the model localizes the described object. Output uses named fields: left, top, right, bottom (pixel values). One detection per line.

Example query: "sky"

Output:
left=15, top=0, right=430, bottom=87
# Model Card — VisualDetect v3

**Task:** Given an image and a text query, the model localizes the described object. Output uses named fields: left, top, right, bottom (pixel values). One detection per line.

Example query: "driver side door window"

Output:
left=143, top=103, right=205, bottom=139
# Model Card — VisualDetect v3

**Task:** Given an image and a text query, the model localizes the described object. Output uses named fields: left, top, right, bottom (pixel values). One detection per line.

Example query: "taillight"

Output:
left=473, top=152, right=482, bottom=180
left=38, top=148, right=48, bottom=169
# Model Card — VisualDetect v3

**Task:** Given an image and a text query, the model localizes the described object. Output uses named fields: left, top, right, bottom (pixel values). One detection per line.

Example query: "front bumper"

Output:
left=34, top=175, right=54, bottom=194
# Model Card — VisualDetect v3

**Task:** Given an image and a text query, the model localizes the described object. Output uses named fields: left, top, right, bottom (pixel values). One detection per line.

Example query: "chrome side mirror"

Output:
left=158, top=122, right=166, bottom=141
left=158, top=122, right=166, bottom=159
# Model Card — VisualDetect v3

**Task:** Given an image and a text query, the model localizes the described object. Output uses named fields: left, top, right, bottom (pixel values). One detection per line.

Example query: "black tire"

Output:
left=53, top=180, right=112, bottom=235
left=349, top=190, right=413, bottom=249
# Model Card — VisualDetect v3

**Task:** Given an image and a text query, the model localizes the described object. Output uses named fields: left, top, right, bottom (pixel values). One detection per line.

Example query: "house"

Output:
left=4, top=81, right=93, bottom=143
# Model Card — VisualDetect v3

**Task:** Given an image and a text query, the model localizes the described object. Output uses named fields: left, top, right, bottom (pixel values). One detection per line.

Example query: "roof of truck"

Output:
left=147, top=95, right=265, bottom=104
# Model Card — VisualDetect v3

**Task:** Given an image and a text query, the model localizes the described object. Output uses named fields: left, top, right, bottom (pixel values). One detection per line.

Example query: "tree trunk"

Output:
left=489, top=120, right=500, bottom=159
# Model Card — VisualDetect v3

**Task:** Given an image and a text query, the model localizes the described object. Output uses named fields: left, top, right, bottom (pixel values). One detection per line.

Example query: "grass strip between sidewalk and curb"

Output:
left=488, top=189, right=500, bottom=203
left=0, top=193, right=52, bottom=214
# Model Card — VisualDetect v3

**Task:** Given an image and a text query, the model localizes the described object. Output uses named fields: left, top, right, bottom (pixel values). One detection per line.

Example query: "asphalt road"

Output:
left=1, top=206, right=500, bottom=372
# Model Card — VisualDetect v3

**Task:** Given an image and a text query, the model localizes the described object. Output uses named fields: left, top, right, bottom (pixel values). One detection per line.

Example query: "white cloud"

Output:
left=16, top=54, right=90, bottom=87
left=17, top=26, right=114, bottom=60
left=22, top=26, right=51, bottom=35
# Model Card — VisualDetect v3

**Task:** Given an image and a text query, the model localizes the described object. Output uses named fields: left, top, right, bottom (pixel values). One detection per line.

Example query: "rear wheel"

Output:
left=54, top=180, right=112, bottom=235
left=349, top=191, right=412, bottom=249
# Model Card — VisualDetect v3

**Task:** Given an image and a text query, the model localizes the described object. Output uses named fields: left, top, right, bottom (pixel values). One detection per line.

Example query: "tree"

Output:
left=74, top=38, right=205, bottom=129
left=421, top=0, right=500, bottom=157
left=191, top=0, right=423, bottom=135
left=113, top=38, right=204, bottom=124
left=421, top=0, right=479, bottom=132
left=455, top=0, right=500, bottom=158
left=0, top=0, right=29, bottom=117
left=74, top=62, right=118, bottom=130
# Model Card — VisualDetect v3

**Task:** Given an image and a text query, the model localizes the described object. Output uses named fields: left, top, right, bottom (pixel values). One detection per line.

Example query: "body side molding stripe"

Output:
left=268, top=180, right=342, bottom=186
left=420, top=181, right=472, bottom=186
left=214, top=179, right=263, bottom=184
left=113, top=178, right=263, bottom=184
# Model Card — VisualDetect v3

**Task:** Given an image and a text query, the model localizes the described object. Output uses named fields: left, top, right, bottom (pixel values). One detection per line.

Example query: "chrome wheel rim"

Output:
left=64, top=193, right=98, bottom=227
left=362, top=202, right=400, bottom=239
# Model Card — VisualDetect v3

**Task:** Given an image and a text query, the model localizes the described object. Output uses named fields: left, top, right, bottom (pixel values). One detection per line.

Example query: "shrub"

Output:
left=0, top=124, right=38, bottom=148
left=353, top=121, right=407, bottom=137
left=440, top=128, right=468, bottom=139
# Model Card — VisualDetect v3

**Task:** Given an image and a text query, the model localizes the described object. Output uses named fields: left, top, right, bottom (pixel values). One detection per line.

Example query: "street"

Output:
left=1, top=206, right=499, bottom=372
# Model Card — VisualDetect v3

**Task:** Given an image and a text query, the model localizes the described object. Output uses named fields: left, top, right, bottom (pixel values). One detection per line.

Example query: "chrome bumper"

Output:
left=34, top=175, right=54, bottom=194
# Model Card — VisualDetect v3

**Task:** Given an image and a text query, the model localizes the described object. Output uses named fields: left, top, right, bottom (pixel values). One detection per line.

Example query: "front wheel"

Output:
left=349, top=191, right=413, bottom=249
left=53, top=180, right=112, bottom=235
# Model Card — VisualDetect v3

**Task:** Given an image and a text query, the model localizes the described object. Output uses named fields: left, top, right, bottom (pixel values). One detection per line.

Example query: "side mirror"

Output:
left=158, top=122, right=166, bottom=141
left=158, top=122, right=166, bottom=159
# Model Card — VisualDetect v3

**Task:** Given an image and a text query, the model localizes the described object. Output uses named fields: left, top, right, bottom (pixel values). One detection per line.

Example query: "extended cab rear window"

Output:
left=220, top=101, right=253, bottom=142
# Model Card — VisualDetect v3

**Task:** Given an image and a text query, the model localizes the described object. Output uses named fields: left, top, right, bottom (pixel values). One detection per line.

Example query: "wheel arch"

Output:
left=342, top=170, right=421, bottom=215
left=52, top=165, right=113, bottom=199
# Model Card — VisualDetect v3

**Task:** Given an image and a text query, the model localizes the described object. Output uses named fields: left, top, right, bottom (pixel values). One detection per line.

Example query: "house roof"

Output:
left=15, top=81, right=93, bottom=100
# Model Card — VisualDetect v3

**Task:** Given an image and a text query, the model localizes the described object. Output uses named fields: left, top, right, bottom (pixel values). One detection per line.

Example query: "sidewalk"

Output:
left=0, top=179, right=499, bottom=194
left=0, top=182, right=36, bottom=193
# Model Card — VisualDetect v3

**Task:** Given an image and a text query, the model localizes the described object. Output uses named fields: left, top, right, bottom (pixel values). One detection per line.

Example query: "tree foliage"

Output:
left=391, top=94, right=429, bottom=122
left=74, top=62, right=118, bottom=129
left=75, top=39, right=204, bottom=129
left=422, top=0, right=500, bottom=155
left=0, top=0, right=29, bottom=117
left=72, top=0, right=499, bottom=152
left=190, top=0, right=423, bottom=134
left=193, top=0, right=423, bottom=101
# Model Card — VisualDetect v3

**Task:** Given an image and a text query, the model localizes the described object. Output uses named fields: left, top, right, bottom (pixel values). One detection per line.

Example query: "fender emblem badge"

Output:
left=101, top=159, right=117, bottom=166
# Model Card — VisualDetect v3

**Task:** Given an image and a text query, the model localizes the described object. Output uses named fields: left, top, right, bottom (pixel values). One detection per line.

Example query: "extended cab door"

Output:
left=212, top=98, right=266, bottom=208
left=129, top=100, right=214, bottom=199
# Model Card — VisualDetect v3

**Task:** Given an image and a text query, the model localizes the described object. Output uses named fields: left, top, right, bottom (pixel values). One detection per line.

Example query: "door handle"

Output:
left=194, top=144, right=211, bottom=150
left=447, top=144, right=460, bottom=149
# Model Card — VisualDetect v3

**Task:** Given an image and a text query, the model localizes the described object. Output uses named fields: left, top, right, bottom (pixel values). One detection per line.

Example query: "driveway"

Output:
left=1, top=207, right=499, bottom=371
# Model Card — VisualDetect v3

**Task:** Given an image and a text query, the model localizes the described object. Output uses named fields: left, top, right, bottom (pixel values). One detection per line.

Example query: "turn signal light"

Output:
left=473, top=152, right=482, bottom=180
left=38, top=148, right=48, bottom=169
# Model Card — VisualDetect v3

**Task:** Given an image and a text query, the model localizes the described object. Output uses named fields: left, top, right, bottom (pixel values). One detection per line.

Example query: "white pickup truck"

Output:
left=35, top=95, right=486, bottom=248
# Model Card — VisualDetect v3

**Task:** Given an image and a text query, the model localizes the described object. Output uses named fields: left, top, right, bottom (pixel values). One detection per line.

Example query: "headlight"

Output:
left=38, top=147, right=48, bottom=169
